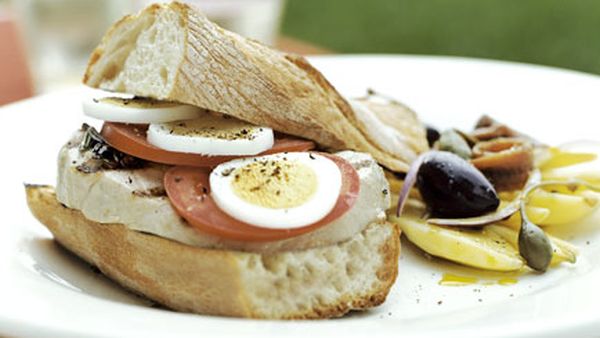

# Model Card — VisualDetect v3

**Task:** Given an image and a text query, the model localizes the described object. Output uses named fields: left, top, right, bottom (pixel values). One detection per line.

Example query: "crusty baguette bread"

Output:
left=83, top=2, right=427, bottom=172
left=26, top=185, right=400, bottom=319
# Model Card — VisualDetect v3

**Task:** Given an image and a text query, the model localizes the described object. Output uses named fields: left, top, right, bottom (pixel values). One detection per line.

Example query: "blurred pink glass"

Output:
left=0, top=11, right=33, bottom=105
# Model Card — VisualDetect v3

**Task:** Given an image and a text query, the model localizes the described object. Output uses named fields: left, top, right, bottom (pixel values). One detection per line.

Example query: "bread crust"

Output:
left=83, top=2, right=428, bottom=172
left=26, top=185, right=400, bottom=319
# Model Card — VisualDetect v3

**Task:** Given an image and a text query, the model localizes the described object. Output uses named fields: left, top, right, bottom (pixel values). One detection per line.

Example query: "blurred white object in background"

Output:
left=11, top=0, right=133, bottom=92
left=134, top=0, right=284, bottom=45
left=9, top=0, right=283, bottom=93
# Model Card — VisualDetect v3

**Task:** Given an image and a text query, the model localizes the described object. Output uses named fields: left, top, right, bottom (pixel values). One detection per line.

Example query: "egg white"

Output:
left=82, top=96, right=203, bottom=123
left=147, top=114, right=274, bottom=156
left=209, top=153, right=342, bottom=229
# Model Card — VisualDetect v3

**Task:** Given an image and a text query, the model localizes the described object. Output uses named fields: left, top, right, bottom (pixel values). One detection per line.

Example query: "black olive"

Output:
left=426, top=125, right=441, bottom=147
left=416, top=151, right=500, bottom=218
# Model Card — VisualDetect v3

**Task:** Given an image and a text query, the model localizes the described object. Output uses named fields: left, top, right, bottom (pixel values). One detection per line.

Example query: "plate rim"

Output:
left=3, top=54, right=600, bottom=338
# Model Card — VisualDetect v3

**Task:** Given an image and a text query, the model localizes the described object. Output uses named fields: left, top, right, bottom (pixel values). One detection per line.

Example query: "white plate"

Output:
left=2, top=55, right=600, bottom=338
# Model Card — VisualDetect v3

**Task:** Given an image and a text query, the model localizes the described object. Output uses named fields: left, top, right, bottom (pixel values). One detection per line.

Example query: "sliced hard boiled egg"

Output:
left=209, top=152, right=342, bottom=229
left=83, top=97, right=203, bottom=123
left=147, top=114, right=274, bottom=156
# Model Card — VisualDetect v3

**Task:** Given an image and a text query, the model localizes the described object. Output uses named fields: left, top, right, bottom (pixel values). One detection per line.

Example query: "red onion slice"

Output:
left=396, top=152, right=428, bottom=217
left=427, top=200, right=520, bottom=227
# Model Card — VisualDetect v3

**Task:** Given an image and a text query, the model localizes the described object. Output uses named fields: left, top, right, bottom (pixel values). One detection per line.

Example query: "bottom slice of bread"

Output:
left=25, top=185, right=400, bottom=319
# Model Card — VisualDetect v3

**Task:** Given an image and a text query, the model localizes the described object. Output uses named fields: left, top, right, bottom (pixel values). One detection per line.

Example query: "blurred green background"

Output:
left=282, top=0, right=600, bottom=74
left=2, top=0, right=599, bottom=98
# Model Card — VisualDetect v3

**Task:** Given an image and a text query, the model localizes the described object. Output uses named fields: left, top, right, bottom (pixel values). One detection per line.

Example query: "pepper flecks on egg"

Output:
left=231, top=160, right=318, bottom=209
left=209, top=152, right=343, bottom=229
left=147, top=113, right=274, bottom=156
left=157, top=118, right=260, bottom=140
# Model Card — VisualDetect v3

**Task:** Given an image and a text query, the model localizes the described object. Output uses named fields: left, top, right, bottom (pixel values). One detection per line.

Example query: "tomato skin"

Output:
left=100, top=122, right=315, bottom=167
left=163, top=153, right=360, bottom=242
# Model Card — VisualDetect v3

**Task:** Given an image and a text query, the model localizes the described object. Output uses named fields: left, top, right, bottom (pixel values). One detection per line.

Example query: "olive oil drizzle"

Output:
left=438, top=273, right=519, bottom=286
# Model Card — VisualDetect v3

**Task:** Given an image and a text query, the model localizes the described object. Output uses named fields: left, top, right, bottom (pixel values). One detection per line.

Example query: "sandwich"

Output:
left=25, top=2, right=428, bottom=319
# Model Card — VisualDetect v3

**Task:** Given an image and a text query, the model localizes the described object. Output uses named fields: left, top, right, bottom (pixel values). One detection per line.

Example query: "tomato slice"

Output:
left=163, top=153, right=360, bottom=241
left=100, top=122, right=315, bottom=167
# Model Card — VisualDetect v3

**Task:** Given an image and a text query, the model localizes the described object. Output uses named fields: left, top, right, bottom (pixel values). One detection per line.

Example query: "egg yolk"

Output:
left=231, top=159, right=317, bottom=209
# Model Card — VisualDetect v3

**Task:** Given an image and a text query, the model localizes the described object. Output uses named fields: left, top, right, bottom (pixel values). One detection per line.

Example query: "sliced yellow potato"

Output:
left=543, top=169, right=600, bottom=185
left=389, top=215, right=578, bottom=272
left=539, top=147, right=597, bottom=171
left=534, top=182, right=588, bottom=195
left=390, top=215, right=525, bottom=272
left=549, top=236, right=579, bottom=266
left=486, top=225, right=577, bottom=266
left=542, top=142, right=600, bottom=184
left=528, top=189, right=599, bottom=226
left=499, top=204, right=551, bottom=228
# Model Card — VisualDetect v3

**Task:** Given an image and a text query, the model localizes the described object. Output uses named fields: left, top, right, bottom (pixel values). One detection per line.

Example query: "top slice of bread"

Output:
left=83, top=2, right=427, bottom=172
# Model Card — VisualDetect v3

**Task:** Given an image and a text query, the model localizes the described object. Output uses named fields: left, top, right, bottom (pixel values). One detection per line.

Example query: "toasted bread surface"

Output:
left=26, top=185, right=400, bottom=319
